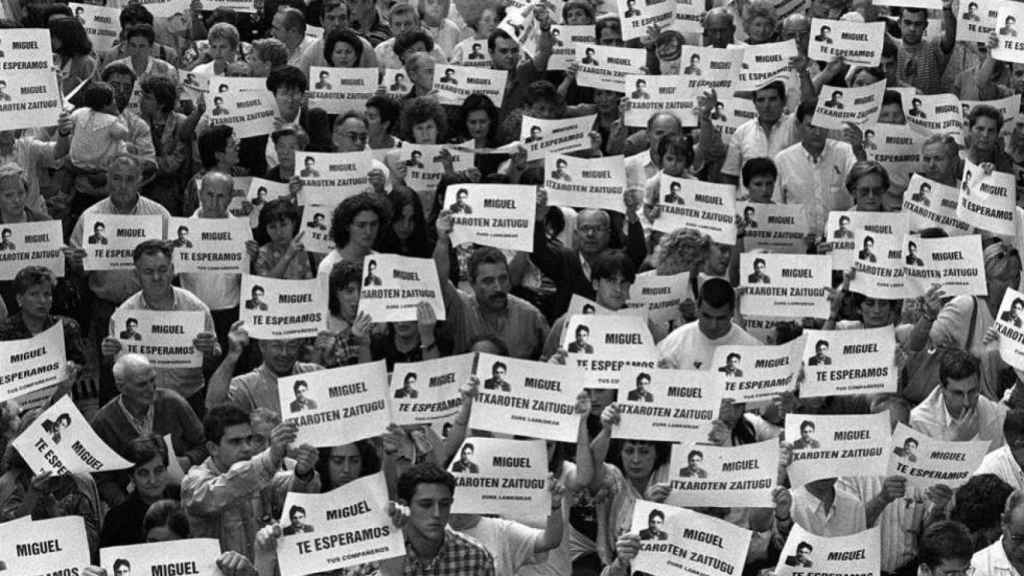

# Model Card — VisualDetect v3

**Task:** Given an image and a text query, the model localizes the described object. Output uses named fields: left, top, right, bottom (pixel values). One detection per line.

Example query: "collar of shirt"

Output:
left=579, top=252, right=592, bottom=282
left=941, top=396, right=976, bottom=429
left=118, top=395, right=154, bottom=435
left=404, top=528, right=452, bottom=572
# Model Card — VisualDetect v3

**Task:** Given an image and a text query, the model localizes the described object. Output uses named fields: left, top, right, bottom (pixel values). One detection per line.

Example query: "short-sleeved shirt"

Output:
left=721, top=114, right=799, bottom=177
left=657, top=321, right=760, bottom=371
left=443, top=281, right=549, bottom=359
left=773, top=140, right=858, bottom=235
left=401, top=526, right=496, bottom=576
left=459, top=517, right=544, bottom=576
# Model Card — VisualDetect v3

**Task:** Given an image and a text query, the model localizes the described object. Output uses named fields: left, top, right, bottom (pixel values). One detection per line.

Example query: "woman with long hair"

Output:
left=50, top=16, right=96, bottom=95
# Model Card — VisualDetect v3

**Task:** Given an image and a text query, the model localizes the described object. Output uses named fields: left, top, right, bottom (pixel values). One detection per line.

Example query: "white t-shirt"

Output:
left=458, top=517, right=545, bottom=576
left=70, top=108, right=128, bottom=170
left=657, top=321, right=760, bottom=370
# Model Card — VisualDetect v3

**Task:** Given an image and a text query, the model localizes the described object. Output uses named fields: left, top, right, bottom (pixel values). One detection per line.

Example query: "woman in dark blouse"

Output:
left=101, top=434, right=180, bottom=547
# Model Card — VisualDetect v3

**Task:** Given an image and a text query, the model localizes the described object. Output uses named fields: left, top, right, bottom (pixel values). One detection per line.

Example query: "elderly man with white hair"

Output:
left=90, top=353, right=207, bottom=507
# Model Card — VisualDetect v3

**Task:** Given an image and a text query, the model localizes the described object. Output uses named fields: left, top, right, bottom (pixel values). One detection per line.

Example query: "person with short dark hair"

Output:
left=638, top=509, right=667, bottom=540
left=747, top=258, right=770, bottom=284
left=893, top=436, right=920, bottom=462
left=680, top=450, right=707, bottom=478
left=793, top=420, right=819, bottom=449
left=785, top=542, right=814, bottom=567
left=906, top=241, right=925, bottom=266
left=395, top=372, right=419, bottom=398
left=627, top=372, right=654, bottom=402
left=483, top=361, right=510, bottom=391
left=282, top=504, right=315, bottom=534
left=658, top=278, right=758, bottom=370
left=451, top=442, right=479, bottom=473
left=568, top=324, right=594, bottom=354
left=808, top=340, right=831, bottom=365
left=289, top=379, right=317, bottom=412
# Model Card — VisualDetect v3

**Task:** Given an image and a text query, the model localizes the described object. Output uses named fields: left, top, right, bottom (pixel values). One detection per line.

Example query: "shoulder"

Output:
left=445, top=527, right=495, bottom=562
left=172, top=286, right=213, bottom=313
left=155, top=387, right=193, bottom=410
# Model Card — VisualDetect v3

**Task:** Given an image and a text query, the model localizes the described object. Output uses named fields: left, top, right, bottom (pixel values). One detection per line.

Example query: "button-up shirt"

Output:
left=117, top=397, right=153, bottom=435
left=974, top=445, right=1024, bottom=490
left=722, top=114, right=799, bottom=177
left=774, top=139, right=857, bottom=235
left=625, top=150, right=657, bottom=192
left=973, top=538, right=1022, bottom=576
left=790, top=485, right=867, bottom=537
left=401, top=526, right=496, bottom=576
left=838, top=476, right=929, bottom=572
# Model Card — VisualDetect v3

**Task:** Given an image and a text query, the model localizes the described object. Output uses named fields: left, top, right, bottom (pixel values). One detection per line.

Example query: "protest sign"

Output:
left=433, top=65, right=508, bottom=107
left=70, top=3, right=120, bottom=51
left=201, top=0, right=256, bottom=12
left=624, top=74, right=699, bottom=128
left=993, top=3, right=1024, bottom=64
left=180, top=71, right=209, bottom=105
left=905, top=93, right=964, bottom=143
left=807, top=18, right=885, bottom=66
left=962, top=94, right=1021, bottom=126
left=0, top=516, right=90, bottom=575
left=739, top=253, right=831, bottom=319
left=296, top=151, right=374, bottom=205
left=873, top=0, right=939, bottom=7
left=903, top=234, right=986, bottom=298
left=211, top=76, right=268, bottom=93
left=865, top=123, right=923, bottom=192
left=279, top=361, right=390, bottom=447
left=626, top=271, right=692, bottom=331
left=710, top=97, right=757, bottom=139
left=711, top=340, right=802, bottom=402
left=956, top=0, right=1000, bottom=43
left=0, top=68, right=61, bottom=131
left=574, top=44, right=648, bottom=91
left=956, top=159, right=1016, bottom=235
left=785, top=412, right=890, bottom=487
left=995, top=288, right=1024, bottom=370
left=111, top=309, right=203, bottom=369
left=453, top=37, right=492, bottom=67
left=168, top=216, right=250, bottom=274
left=391, top=353, right=471, bottom=427
left=902, top=174, right=972, bottom=235
left=307, top=66, right=377, bottom=115
left=736, top=202, right=809, bottom=253
left=276, top=472, right=405, bottom=574
left=129, top=0, right=189, bottom=17
left=239, top=274, right=327, bottom=339
left=206, top=89, right=278, bottom=139
left=736, top=40, right=798, bottom=92
left=677, top=45, right=744, bottom=95
left=849, top=228, right=907, bottom=299
left=381, top=68, right=411, bottom=98
left=886, top=422, right=988, bottom=489
left=825, top=211, right=908, bottom=271
left=631, top=500, right=752, bottom=576
left=82, top=214, right=164, bottom=271
left=613, top=367, right=720, bottom=443
left=548, top=25, right=595, bottom=69
left=401, top=144, right=474, bottom=194
left=13, top=395, right=132, bottom=475
left=469, top=353, right=585, bottom=442
left=101, top=539, right=220, bottom=576
left=617, top=0, right=675, bottom=40
left=672, top=0, right=703, bottom=36
left=358, top=254, right=445, bottom=322
left=812, top=81, right=885, bottom=130
left=666, top=439, right=778, bottom=508
left=447, top=184, right=536, bottom=252
left=544, top=153, right=627, bottom=212
left=448, top=438, right=551, bottom=521
left=651, top=175, right=737, bottom=243
left=521, top=114, right=596, bottom=161
left=163, top=434, right=185, bottom=484
left=0, top=28, right=53, bottom=66
left=564, top=314, right=660, bottom=389
left=0, top=220, right=64, bottom=280
left=568, top=293, right=617, bottom=316
left=0, top=322, right=66, bottom=403
left=299, top=205, right=335, bottom=253
left=800, top=326, right=897, bottom=398
left=235, top=177, right=290, bottom=227
left=775, top=525, right=880, bottom=576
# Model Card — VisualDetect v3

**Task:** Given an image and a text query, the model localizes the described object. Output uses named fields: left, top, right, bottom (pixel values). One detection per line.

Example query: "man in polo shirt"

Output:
left=100, top=240, right=220, bottom=414
left=721, top=81, right=800, bottom=187
left=894, top=6, right=956, bottom=95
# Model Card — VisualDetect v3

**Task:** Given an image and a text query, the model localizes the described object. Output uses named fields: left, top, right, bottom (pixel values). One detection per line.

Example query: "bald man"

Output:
left=703, top=8, right=736, bottom=49
left=178, top=172, right=260, bottom=357
left=91, top=353, right=207, bottom=506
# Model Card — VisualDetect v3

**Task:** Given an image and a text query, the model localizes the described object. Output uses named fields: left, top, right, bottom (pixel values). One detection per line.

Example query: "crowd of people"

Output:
left=2, top=0, right=1024, bottom=574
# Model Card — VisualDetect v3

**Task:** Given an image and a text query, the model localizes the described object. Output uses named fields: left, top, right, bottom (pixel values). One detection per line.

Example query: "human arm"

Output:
left=589, top=403, right=619, bottom=491
left=441, top=377, right=478, bottom=464
left=563, top=392, right=594, bottom=491
left=600, top=533, right=641, bottom=576
left=909, top=284, right=943, bottom=351
left=204, top=320, right=247, bottom=409
left=536, top=478, right=565, bottom=553
left=940, top=0, right=956, bottom=54
left=864, top=475, right=905, bottom=528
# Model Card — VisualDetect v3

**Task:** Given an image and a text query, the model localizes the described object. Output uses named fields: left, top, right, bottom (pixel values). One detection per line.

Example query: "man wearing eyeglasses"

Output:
left=972, top=491, right=1024, bottom=576
left=322, top=111, right=391, bottom=196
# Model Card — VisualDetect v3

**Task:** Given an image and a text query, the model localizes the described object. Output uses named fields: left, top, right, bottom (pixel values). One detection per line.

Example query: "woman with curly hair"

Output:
left=316, top=192, right=391, bottom=278
left=399, top=96, right=449, bottom=144
left=322, top=29, right=364, bottom=68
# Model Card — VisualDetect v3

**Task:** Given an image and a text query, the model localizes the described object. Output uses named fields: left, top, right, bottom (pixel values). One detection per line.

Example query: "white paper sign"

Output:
left=956, top=0, right=1001, bottom=44
left=132, top=0, right=190, bottom=17
left=279, top=361, right=390, bottom=447
left=433, top=65, right=508, bottom=107
left=168, top=217, right=251, bottom=274
left=308, top=66, right=377, bottom=115
left=651, top=175, right=737, bottom=244
left=866, top=123, right=923, bottom=192
left=111, top=309, right=203, bottom=369
left=885, top=422, right=989, bottom=489
left=849, top=228, right=907, bottom=299
left=447, top=184, right=536, bottom=252
left=737, top=202, right=809, bottom=253
left=391, top=353, right=472, bottom=427
left=710, top=97, right=757, bottom=139
left=101, top=539, right=221, bottom=576
left=69, top=3, right=120, bottom=51
left=239, top=274, right=327, bottom=339
left=612, top=367, right=720, bottom=443
left=903, top=234, right=986, bottom=298
left=0, top=72, right=60, bottom=133
left=995, top=288, right=1024, bottom=370
left=739, top=253, right=831, bottom=319
left=618, top=0, right=676, bottom=40
left=296, top=150, right=374, bottom=205
left=736, top=40, right=798, bottom=92
left=625, top=271, right=692, bottom=331
left=624, top=74, right=699, bottom=128
left=902, top=174, right=972, bottom=235
left=0, top=322, right=67, bottom=403
left=775, top=525, right=881, bottom=576
left=564, top=314, right=660, bottom=389
left=905, top=93, right=964, bottom=143
left=807, top=18, right=885, bottom=66
left=236, top=177, right=290, bottom=227
left=547, top=25, right=595, bottom=70
left=574, top=44, right=648, bottom=91
left=677, top=46, right=744, bottom=95
left=206, top=90, right=279, bottom=139
left=631, top=501, right=752, bottom=576
left=800, top=326, right=897, bottom=398
left=520, top=114, right=596, bottom=161
left=992, top=3, right=1024, bottom=64
left=666, top=439, right=779, bottom=508
left=82, top=214, right=164, bottom=271
left=956, top=159, right=1017, bottom=235
left=13, top=395, right=132, bottom=475
left=825, top=212, right=908, bottom=271
left=401, top=144, right=474, bottom=194
left=711, top=340, right=802, bottom=402
left=544, top=153, right=627, bottom=212
left=201, top=0, right=256, bottom=13
left=812, top=81, right=885, bottom=130
left=448, top=438, right=551, bottom=521
left=0, top=516, right=90, bottom=575
left=358, top=253, right=446, bottom=322
left=0, top=220, right=64, bottom=280
left=785, top=412, right=890, bottom=487
left=381, top=68, right=411, bottom=97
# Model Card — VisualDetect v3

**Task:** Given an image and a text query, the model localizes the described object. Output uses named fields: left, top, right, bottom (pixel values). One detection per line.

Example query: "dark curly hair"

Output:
left=400, top=96, right=448, bottom=143
left=329, top=192, right=391, bottom=250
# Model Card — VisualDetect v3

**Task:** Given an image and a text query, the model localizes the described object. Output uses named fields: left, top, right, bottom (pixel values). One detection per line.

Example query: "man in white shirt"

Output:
left=910, top=349, right=1007, bottom=452
left=658, top=278, right=758, bottom=370
left=721, top=81, right=799, bottom=186
left=272, top=8, right=317, bottom=67
left=972, top=489, right=1024, bottom=576
left=374, top=4, right=447, bottom=71
left=974, top=410, right=1024, bottom=490
left=623, top=112, right=683, bottom=190
left=785, top=478, right=867, bottom=537
left=774, top=101, right=858, bottom=235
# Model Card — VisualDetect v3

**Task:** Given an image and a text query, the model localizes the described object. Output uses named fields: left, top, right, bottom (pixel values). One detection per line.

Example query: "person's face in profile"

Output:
left=800, top=425, right=814, bottom=442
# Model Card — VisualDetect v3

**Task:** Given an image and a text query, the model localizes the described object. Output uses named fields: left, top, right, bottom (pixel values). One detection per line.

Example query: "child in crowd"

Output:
left=254, top=198, right=312, bottom=279
left=741, top=157, right=778, bottom=204
left=68, top=82, right=129, bottom=172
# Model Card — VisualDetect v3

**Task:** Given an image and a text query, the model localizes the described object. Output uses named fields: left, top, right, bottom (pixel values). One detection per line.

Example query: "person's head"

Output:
left=563, top=0, right=594, bottom=24
left=288, top=505, right=308, bottom=526
left=574, top=324, right=589, bottom=344
left=113, top=353, right=158, bottom=414
left=753, top=258, right=765, bottom=274
left=686, top=449, right=703, bottom=469
left=1014, top=299, right=1024, bottom=316
left=143, top=500, right=190, bottom=542
left=656, top=133, right=695, bottom=177
left=899, top=8, right=929, bottom=44
left=114, top=559, right=131, bottom=576
left=591, top=249, right=636, bottom=310
left=198, top=171, right=234, bottom=217
left=574, top=209, right=612, bottom=257
left=863, top=236, right=874, bottom=251
left=331, top=111, right=370, bottom=152
left=967, top=104, right=1003, bottom=153
left=459, top=442, right=475, bottom=463
left=0, top=163, right=26, bottom=218
left=272, top=7, right=306, bottom=47
left=469, top=246, right=510, bottom=312
left=322, top=0, right=351, bottom=34
left=487, top=28, right=522, bottom=70
left=324, top=29, right=363, bottom=67
left=1003, top=491, right=1024, bottom=567
left=13, top=266, right=56, bottom=321
left=796, top=542, right=812, bottom=561
left=908, top=240, right=919, bottom=255
left=204, top=404, right=255, bottom=470
left=703, top=7, right=735, bottom=48
left=780, top=13, right=810, bottom=50
left=400, top=96, right=447, bottom=144
left=815, top=339, right=829, bottom=358
left=124, top=22, right=155, bottom=61
left=198, top=125, right=238, bottom=171
left=267, top=66, right=308, bottom=119
left=726, top=352, right=741, bottom=370
left=125, top=434, right=169, bottom=502
left=271, top=126, right=308, bottom=171
left=741, top=157, right=778, bottom=202
left=799, top=420, right=815, bottom=441
left=795, top=101, right=826, bottom=152
left=330, top=192, right=390, bottom=252
left=80, top=80, right=117, bottom=116
left=317, top=440, right=381, bottom=490
left=595, top=17, right=623, bottom=46
left=125, top=317, right=139, bottom=331
left=917, top=521, right=976, bottom=576
left=635, top=372, right=651, bottom=391
left=697, top=278, right=735, bottom=340
left=293, top=379, right=309, bottom=401
left=138, top=74, right=177, bottom=119
left=920, top=135, right=959, bottom=183
left=396, top=462, right=457, bottom=543
left=647, top=509, right=664, bottom=531
left=952, top=474, right=1014, bottom=550
left=403, top=373, right=417, bottom=390
left=753, top=82, right=786, bottom=125
left=985, top=240, right=1023, bottom=323
left=939, top=349, right=981, bottom=419
left=457, top=93, right=499, bottom=143
left=248, top=38, right=289, bottom=75
left=254, top=197, right=300, bottom=247
left=613, top=439, right=670, bottom=483
left=846, top=160, right=892, bottom=212
left=379, top=188, right=428, bottom=252
left=395, top=30, right=434, bottom=63
left=901, top=437, right=919, bottom=457
left=206, top=22, right=240, bottom=62
left=49, top=16, right=92, bottom=58
left=743, top=0, right=778, bottom=44
left=133, top=240, right=174, bottom=298
left=328, top=260, right=362, bottom=322
left=491, top=361, right=506, bottom=380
